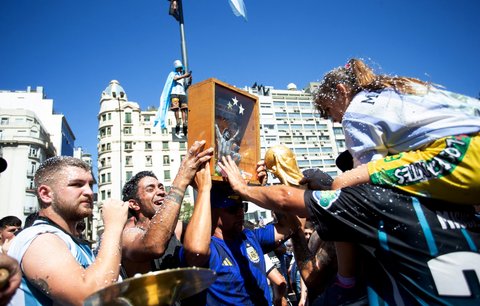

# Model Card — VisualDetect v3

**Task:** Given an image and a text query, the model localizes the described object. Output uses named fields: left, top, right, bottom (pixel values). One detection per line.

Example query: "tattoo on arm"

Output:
left=31, top=277, right=51, bottom=295
left=164, top=186, right=185, bottom=205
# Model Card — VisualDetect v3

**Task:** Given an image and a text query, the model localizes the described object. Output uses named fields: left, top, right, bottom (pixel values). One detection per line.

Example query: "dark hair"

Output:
left=0, top=215, right=22, bottom=229
left=122, top=171, right=158, bottom=202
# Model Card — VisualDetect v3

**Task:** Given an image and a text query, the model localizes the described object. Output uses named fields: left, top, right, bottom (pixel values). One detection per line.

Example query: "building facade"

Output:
left=0, top=86, right=74, bottom=220
left=96, top=80, right=194, bottom=232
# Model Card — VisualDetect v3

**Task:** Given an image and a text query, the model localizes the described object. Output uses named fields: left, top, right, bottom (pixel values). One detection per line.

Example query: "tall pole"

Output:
left=169, top=0, right=189, bottom=72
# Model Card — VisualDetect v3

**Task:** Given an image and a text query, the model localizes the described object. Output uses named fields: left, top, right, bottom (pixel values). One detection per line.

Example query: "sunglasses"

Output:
left=225, top=202, right=248, bottom=214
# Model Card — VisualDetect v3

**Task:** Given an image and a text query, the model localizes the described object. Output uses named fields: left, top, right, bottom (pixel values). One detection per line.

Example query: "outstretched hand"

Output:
left=218, top=155, right=248, bottom=194
left=179, top=140, right=214, bottom=185
left=192, top=160, right=212, bottom=193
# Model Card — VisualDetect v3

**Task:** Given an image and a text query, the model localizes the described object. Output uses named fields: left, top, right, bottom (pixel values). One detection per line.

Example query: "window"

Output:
left=333, top=127, right=344, bottom=135
left=144, top=115, right=151, bottom=122
left=108, top=113, right=111, bottom=120
left=164, top=170, right=171, bottom=180
left=125, top=112, right=132, bottom=123
left=1, top=118, right=9, bottom=125
left=28, top=178, right=34, bottom=190
left=107, top=173, right=111, bottom=183
left=106, top=143, right=111, bottom=151
left=163, top=155, right=170, bottom=165
left=126, top=171, right=133, bottom=181
left=101, top=174, right=106, bottom=183
left=146, top=155, right=152, bottom=166
left=101, top=190, right=106, bottom=201
left=125, top=156, right=132, bottom=166
left=179, top=142, right=186, bottom=150
left=124, top=127, right=132, bottom=135
left=125, top=142, right=133, bottom=150
left=102, top=114, right=107, bottom=121
left=29, top=146, right=38, bottom=158
left=145, top=142, right=152, bottom=150
left=162, top=141, right=169, bottom=150
left=144, top=128, right=151, bottom=135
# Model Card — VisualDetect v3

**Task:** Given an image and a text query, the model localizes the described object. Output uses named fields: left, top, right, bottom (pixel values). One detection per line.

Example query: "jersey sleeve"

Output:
left=253, top=224, right=276, bottom=252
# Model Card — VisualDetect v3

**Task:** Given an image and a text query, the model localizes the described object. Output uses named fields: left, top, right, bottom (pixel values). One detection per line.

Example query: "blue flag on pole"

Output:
left=228, top=0, right=247, bottom=21
left=154, top=71, right=175, bottom=128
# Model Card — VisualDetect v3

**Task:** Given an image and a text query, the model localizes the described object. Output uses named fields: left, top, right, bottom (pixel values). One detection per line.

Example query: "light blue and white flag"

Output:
left=153, top=71, right=175, bottom=128
left=228, top=0, right=247, bottom=21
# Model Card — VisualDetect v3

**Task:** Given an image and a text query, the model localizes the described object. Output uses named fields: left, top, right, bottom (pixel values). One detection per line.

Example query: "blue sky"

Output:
left=1, top=0, right=479, bottom=169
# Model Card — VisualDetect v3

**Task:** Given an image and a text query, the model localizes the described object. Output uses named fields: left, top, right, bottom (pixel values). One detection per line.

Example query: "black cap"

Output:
left=0, top=157, right=7, bottom=173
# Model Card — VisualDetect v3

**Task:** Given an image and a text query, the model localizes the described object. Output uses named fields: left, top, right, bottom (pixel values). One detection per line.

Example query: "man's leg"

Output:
left=182, top=109, right=188, bottom=135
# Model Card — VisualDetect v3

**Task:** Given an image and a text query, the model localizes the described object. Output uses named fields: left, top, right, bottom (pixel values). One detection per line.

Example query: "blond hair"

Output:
left=314, top=58, right=430, bottom=118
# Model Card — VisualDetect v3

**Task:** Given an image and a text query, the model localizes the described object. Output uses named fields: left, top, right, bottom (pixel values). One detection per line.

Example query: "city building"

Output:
left=0, top=86, right=75, bottom=220
left=96, top=80, right=194, bottom=233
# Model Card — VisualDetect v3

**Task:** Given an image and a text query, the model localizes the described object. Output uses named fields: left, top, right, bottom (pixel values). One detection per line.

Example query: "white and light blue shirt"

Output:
left=343, top=87, right=480, bottom=166
left=7, top=219, right=94, bottom=306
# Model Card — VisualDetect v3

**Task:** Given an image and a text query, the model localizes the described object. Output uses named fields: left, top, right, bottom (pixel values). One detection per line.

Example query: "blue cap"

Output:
left=210, top=184, right=242, bottom=209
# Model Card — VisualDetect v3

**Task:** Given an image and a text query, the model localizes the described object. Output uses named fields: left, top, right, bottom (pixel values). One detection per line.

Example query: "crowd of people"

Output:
left=0, top=59, right=479, bottom=306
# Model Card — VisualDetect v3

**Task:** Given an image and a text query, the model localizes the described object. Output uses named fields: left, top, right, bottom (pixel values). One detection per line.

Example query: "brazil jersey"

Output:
left=305, top=185, right=480, bottom=305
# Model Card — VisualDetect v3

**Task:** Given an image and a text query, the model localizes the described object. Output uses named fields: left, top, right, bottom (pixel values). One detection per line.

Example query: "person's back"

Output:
left=305, top=185, right=480, bottom=305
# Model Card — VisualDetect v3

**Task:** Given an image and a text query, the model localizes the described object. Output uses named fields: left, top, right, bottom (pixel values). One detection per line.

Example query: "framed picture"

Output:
left=188, top=78, right=260, bottom=185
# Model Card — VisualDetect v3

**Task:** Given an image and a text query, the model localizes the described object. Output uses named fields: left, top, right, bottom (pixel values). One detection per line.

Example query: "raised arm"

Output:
left=183, top=161, right=212, bottom=267
left=218, top=156, right=309, bottom=217
left=123, top=140, right=213, bottom=261
left=21, top=199, right=128, bottom=305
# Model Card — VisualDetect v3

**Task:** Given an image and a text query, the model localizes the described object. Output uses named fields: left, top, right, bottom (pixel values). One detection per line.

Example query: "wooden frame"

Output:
left=188, top=78, right=261, bottom=185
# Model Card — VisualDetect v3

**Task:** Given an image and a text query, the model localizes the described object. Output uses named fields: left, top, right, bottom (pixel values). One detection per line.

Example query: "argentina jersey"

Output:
left=8, top=219, right=95, bottom=306
left=181, top=224, right=274, bottom=306
left=305, top=185, right=480, bottom=305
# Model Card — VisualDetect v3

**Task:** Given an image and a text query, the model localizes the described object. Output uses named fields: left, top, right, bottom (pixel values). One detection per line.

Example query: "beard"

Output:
left=51, top=196, right=92, bottom=222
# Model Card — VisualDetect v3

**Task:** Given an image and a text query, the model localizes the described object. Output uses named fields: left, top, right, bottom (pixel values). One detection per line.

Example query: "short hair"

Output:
left=0, top=215, right=22, bottom=229
left=122, top=171, right=157, bottom=202
left=34, top=156, right=91, bottom=188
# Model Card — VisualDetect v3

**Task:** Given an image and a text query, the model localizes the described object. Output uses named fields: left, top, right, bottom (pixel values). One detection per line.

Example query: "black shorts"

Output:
left=170, top=94, right=188, bottom=110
